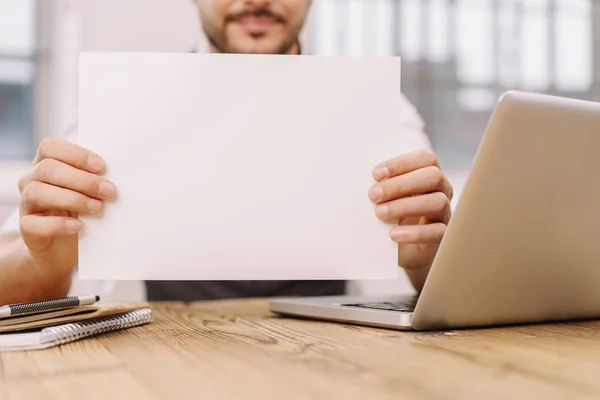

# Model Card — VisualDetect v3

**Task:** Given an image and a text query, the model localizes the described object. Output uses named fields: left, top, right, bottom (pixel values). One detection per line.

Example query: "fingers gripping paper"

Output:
left=78, top=53, right=401, bottom=280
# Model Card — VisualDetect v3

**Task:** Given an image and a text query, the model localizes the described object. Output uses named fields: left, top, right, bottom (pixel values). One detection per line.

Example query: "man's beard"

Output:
left=205, top=31, right=299, bottom=55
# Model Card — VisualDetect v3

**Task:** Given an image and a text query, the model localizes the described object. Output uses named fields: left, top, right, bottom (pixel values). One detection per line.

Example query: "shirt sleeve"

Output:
left=0, top=209, right=19, bottom=234
left=397, top=93, right=432, bottom=152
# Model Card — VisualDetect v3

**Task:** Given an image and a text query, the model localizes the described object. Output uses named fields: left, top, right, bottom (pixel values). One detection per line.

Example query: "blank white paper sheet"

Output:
left=78, top=52, right=402, bottom=280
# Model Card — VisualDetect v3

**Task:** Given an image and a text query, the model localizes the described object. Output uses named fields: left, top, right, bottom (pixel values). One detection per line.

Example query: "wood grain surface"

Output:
left=2, top=299, right=600, bottom=400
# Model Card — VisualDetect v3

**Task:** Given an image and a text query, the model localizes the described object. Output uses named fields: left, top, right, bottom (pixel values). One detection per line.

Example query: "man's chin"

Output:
left=227, top=40, right=288, bottom=55
left=223, top=29, right=292, bottom=55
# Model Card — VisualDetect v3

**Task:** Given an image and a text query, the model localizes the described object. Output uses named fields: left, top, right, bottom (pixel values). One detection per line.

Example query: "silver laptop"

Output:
left=269, top=90, right=600, bottom=330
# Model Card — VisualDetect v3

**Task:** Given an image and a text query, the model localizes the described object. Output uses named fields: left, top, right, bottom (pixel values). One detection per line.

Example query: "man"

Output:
left=0, top=0, right=453, bottom=304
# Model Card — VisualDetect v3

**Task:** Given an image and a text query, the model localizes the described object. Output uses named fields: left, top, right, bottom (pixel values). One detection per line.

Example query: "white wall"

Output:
left=81, top=0, right=199, bottom=52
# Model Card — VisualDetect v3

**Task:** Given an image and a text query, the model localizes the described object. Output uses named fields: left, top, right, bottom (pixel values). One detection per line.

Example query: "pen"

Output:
left=0, top=295, right=100, bottom=318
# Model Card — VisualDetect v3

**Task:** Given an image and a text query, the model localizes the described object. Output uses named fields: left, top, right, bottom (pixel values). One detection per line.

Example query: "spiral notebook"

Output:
left=0, top=307, right=152, bottom=351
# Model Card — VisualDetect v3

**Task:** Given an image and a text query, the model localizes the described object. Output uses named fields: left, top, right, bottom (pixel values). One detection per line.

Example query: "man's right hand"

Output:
left=17, top=138, right=116, bottom=277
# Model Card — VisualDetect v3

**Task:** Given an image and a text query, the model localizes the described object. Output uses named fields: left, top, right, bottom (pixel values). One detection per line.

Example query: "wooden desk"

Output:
left=2, top=299, right=600, bottom=400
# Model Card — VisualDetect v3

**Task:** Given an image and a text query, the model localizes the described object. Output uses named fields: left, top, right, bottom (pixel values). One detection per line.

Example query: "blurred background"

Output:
left=0, top=0, right=596, bottom=299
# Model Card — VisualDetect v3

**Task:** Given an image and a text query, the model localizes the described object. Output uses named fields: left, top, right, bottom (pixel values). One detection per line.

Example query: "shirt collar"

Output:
left=192, top=35, right=211, bottom=53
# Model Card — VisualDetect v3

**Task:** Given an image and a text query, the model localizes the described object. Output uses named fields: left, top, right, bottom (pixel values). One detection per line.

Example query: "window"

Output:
left=0, top=0, right=37, bottom=160
left=307, top=0, right=596, bottom=170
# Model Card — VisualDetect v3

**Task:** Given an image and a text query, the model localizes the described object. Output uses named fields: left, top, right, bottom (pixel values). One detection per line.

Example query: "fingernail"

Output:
left=87, top=198, right=103, bottom=211
left=368, top=185, right=383, bottom=202
left=375, top=204, right=389, bottom=219
left=66, top=219, right=82, bottom=232
left=98, top=182, right=116, bottom=199
left=390, top=227, right=408, bottom=242
left=87, top=156, right=104, bottom=172
left=373, top=166, right=389, bottom=181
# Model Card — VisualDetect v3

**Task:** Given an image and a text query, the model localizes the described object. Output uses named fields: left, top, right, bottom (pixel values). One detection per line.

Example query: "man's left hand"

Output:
left=369, top=149, right=454, bottom=276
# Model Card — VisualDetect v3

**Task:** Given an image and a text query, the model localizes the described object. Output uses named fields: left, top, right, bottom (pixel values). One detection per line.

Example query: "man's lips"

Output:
left=229, top=14, right=282, bottom=34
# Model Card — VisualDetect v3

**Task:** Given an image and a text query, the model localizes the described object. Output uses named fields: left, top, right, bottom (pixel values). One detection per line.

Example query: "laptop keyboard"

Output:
left=342, top=298, right=418, bottom=313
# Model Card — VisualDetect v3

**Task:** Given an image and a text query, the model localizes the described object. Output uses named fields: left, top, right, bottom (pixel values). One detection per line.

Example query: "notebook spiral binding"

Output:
left=39, top=308, right=152, bottom=347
